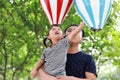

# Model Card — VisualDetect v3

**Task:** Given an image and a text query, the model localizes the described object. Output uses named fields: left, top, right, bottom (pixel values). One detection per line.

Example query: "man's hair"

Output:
left=64, top=24, right=85, bottom=37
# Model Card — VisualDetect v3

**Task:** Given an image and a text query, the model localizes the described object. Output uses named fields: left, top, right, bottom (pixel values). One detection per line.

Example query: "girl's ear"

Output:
left=47, top=36, right=50, bottom=39
left=63, top=34, right=66, bottom=38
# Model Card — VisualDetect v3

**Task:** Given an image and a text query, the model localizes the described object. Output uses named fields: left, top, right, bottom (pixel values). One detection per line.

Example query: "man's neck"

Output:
left=68, top=44, right=80, bottom=54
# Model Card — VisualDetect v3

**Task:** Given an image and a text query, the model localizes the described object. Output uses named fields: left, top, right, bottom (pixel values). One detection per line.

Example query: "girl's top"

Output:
left=40, top=37, right=70, bottom=76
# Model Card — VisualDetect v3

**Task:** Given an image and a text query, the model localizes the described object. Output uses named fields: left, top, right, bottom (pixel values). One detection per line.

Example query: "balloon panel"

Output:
left=40, top=0, right=73, bottom=25
left=74, top=0, right=112, bottom=31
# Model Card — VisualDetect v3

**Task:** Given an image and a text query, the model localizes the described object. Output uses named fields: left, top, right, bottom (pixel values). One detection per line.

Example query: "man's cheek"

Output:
left=66, top=32, right=71, bottom=35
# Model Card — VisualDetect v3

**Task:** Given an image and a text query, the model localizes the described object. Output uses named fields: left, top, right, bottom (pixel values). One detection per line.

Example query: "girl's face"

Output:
left=48, top=26, right=63, bottom=41
left=65, top=26, right=83, bottom=43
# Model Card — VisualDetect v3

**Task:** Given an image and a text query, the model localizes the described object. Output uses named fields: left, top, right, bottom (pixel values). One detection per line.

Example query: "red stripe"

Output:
left=61, top=0, right=73, bottom=22
left=44, top=0, right=53, bottom=24
left=56, top=0, right=63, bottom=24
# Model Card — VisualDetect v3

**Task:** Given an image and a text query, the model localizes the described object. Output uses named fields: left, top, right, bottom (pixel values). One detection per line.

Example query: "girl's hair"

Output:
left=64, top=24, right=84, bottom=37
left=43, top=37, right=52, bottom=48
left=43, top=24, right=61, bottom=48
left=50, top=24, right=61, bottom=27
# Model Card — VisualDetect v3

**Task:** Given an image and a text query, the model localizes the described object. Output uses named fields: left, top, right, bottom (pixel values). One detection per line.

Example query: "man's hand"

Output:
left=56, top=75, right=94, bottom=80
left=57, top=76, right=74, bottom=80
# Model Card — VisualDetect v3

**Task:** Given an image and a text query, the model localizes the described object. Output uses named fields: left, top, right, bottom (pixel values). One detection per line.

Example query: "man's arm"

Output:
left=85, top=72, right=96, bottom=80
left=57, top=72, right=96, bottom=80
left=37, top=71, right=96, bottom=80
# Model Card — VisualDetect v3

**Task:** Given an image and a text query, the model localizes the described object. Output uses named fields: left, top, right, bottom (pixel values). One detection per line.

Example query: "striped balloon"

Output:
left=40, top=0, right=73, bottom=25
left=74, top=0, right=112, bottom=31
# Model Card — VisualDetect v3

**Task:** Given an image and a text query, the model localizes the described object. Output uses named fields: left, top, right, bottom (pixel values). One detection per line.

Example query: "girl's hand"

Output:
left=79, top=22, right=85, bottom=27
left=31, top=68, right=38, bottom=78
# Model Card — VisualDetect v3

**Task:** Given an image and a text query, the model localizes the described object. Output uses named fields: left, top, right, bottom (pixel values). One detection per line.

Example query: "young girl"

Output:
left=31, top=22, right=85, bottom=79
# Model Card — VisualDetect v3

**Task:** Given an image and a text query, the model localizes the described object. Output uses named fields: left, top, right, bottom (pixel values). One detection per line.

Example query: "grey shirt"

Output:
left=41, top=37, right=70, bottom=76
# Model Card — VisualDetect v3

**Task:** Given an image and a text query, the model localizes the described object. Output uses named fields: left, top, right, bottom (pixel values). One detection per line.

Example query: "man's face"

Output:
left=65, top=26, right=83, bottom=43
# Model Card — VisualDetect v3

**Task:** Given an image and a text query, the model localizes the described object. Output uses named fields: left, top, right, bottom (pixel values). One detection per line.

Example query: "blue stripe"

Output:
left=82, top=0, right=96, bottom=29
left=99, top=0, right=105, bottom=29
left=101, top=0, right=112, bottom=28
left=74, top=0, right=91, bottom=29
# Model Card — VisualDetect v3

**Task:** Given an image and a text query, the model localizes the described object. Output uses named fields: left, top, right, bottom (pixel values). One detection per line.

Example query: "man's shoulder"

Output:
left=79, top=51, right=94, bottom=61
left=80, top=51, right=92, bottom=57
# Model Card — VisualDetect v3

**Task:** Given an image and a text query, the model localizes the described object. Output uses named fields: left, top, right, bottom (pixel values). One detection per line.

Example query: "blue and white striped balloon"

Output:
left=74, top=0, right=112, bottom=31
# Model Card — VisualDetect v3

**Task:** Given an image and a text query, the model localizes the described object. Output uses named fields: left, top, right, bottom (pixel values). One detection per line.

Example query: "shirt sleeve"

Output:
left=60, top=37, right=71, bottom=47
left=85, top=56, right=97, bottom=77
left=40, top=50, right=46, bottom=60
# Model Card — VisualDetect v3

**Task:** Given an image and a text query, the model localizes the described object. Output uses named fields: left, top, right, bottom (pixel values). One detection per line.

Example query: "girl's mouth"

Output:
left=55, top=32, right=59, bottom=35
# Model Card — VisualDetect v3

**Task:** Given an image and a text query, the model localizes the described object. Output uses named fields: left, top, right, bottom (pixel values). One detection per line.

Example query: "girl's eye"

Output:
left=58, top=28, right=61, bottom=31
left=52, top=28, right=55, bottom=31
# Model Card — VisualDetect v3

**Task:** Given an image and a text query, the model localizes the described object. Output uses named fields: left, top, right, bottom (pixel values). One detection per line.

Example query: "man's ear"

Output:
left=81, top=37, right=84, bottom=41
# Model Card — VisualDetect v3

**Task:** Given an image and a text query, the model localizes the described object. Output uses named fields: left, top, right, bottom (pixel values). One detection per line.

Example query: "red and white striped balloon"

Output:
left=40, top=0, right=73, bottom=25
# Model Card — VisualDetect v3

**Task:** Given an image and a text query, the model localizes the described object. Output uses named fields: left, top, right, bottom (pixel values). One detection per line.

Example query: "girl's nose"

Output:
left=55, top=29, right=58, bottom=31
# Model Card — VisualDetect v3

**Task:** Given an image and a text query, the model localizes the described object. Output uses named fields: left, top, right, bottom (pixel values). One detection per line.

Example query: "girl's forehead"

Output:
left=51, top=26, right=61, bottom=29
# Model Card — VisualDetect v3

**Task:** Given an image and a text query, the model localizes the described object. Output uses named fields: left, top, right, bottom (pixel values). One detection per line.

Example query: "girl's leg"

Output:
left=37, top=69, right=57, bottom=80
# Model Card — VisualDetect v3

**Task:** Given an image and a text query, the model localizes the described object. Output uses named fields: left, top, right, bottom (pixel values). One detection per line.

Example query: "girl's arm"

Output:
left=31, top=59, right=44, bottom=78
left=68, top=22, right=85, bottom=42
left=33, top=59, right=44, bottom=70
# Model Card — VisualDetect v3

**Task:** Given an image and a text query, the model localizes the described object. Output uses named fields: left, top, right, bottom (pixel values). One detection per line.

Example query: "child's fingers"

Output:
left=56, top=76, right=62, bottom=79
left=80, top=22, right=85, bottom=26
left=31, top=72, right=36, bottom=78
left=31, top=75, right=34, bottom=78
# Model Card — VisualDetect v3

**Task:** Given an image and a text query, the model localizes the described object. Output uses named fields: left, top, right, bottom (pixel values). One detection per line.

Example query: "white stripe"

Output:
left=90, top=0, right=100, bottom=29
left=58, top=0, right=69, bottom=24
left=50, top=0, right=57, bottom=24
left=40, top=0, right=52, bottom=24
left=76, top=0, right=93, bottom=28
left=101, top=0, right=111, bottom=28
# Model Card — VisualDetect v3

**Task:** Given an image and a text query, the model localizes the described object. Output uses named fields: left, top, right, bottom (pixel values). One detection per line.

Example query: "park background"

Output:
left=0, top=0, right=120, bottom=80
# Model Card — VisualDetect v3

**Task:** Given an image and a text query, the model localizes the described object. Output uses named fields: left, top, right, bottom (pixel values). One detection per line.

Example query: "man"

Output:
left=57, top=24, right=97, bottom=80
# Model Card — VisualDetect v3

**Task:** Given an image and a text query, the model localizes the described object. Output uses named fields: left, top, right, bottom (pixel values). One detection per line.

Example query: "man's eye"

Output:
left=58, top=28, right=61, bottom=31
left=67, top=28, right=72, bottom=32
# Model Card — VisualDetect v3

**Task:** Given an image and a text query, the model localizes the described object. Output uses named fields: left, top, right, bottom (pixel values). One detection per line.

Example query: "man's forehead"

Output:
left=70, top=26, right=77, bottom=28
left=67, top=26, right=77, bottom=30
